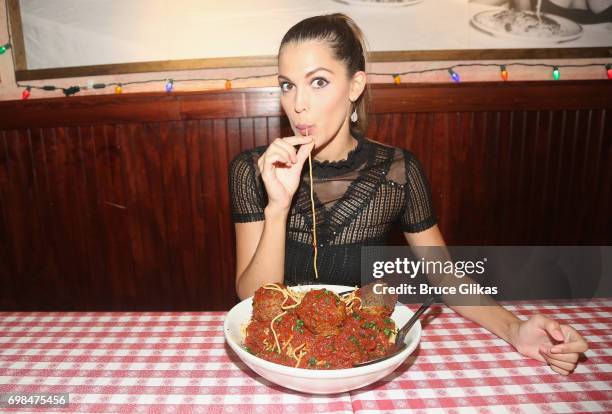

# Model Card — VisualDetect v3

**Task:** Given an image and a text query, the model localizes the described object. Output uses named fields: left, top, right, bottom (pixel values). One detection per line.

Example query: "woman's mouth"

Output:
left=296, top=124, right=315, bottom=135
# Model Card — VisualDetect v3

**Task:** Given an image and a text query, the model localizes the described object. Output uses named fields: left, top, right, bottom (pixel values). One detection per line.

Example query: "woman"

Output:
left=229, top=13, right=588, bottom=375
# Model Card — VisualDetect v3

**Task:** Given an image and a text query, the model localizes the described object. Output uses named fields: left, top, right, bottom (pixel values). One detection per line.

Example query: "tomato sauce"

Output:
left=243, top=287, right=397, bottom=369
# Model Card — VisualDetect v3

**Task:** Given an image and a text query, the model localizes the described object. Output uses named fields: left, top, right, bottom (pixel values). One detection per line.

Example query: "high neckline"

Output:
left=310, top=132, right=368, bottom=178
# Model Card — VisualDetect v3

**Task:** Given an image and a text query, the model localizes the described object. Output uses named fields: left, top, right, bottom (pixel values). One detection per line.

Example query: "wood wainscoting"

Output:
left=0, top=81, right=610, bottom=310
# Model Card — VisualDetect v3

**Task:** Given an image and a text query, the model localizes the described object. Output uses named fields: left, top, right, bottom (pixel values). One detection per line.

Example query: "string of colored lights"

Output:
left=6, top=56, right=611, bottom=100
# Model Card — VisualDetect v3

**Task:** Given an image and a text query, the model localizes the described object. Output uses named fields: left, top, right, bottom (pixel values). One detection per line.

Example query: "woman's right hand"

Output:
left=257, top=135, right=315, bottom=211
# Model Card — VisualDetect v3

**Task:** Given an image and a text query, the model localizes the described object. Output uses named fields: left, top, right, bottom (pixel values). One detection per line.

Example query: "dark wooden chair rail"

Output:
left=0, top=81, right=610, bottom=311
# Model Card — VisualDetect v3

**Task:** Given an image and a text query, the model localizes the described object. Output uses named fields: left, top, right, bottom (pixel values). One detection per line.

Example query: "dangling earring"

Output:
left=350, top=108, right=358, bottom=123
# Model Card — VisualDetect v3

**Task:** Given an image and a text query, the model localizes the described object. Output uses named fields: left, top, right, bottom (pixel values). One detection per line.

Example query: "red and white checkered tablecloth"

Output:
left=0, top=299, right=610, bottom=414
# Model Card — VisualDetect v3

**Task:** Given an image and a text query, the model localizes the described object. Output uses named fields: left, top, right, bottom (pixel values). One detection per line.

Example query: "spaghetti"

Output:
left=242, top=284, right=397, bottom=369
left=306, top=129, right=319, bottom=279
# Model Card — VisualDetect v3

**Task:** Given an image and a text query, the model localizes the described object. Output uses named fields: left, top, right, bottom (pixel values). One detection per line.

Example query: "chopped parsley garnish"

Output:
left=362, top=321, right=377, bottom=329
left=307, top=357, right=317, bottom=366
left=295, top=319, right=304, bottom=334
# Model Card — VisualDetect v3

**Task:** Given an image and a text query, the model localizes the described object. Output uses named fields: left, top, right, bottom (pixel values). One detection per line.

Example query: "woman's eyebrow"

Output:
left=278, top=67, right=334, bottom=82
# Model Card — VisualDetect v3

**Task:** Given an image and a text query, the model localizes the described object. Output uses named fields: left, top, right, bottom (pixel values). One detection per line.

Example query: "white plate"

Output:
left=333, top=0, right=424, bottom=8
left=224, top=284, right=422, bottom=394
left=471, top=9, right=582, bottom=43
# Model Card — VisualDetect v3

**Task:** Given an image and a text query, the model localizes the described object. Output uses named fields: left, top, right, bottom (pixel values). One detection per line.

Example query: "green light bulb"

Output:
left=553, top=67, right=560, bottom=81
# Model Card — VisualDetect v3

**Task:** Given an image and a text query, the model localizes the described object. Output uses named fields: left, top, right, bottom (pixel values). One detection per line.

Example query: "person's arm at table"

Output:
left=235, top=207, right=287, bottom=300
left=404, top=225, right=589, bottom=376
left=235, top=136, right=315, bottom=300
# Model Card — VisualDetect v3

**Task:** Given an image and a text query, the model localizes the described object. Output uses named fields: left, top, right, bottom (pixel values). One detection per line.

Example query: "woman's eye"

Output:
left=311, top=78, right=329, bottom=88
left=279, top=82, right=293, bottom=92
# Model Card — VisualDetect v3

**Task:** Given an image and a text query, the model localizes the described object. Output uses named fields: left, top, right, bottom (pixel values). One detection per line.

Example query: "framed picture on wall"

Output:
left=7, top=0, right=612, bottom=81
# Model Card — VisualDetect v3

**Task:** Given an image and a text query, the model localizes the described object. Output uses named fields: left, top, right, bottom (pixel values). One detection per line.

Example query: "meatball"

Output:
left=296, top=289, right=346, bottom=336
left=252, top=284, right=294, bottom=322
left=359, top=304, right=393, bottom=319
left=355, top=287, right=394, bottom=319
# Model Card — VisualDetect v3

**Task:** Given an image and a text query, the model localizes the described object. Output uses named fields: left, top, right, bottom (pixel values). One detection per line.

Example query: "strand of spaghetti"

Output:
left=281, top=334, right=294, bottom=351
left=240, top=323, right=248, bottom=342
left=344, top=293, right=363, bottom=312
left=281, top=287, right=304, bottom=309
left=293, top=343, right=307, bottom=367
left=295, top=350, right=307, bottom=368
left=536, top=0, right=542, bottom=23
left=270, top=311, right=287, bottom=353
left=352, top=296, right=363, bottom=310
left=307, top=129, right=319, bottom=279
left=291, top=342, right=305, bottom=359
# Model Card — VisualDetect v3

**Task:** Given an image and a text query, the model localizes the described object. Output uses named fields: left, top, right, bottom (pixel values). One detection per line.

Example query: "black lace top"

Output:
left=229, top=132, right=437, bottom=287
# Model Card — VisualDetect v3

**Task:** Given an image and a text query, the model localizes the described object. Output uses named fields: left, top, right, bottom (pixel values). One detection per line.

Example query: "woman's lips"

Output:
left=296, top=125, right=314, bottom=135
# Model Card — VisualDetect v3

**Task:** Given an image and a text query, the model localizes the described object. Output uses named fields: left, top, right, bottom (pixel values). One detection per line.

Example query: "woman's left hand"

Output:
left=510, top=314, right=588, bottom=375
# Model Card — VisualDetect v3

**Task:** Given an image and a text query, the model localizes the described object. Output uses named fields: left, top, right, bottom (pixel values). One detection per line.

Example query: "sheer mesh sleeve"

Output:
left=229, top=150, right=266, bottom=223
left=400, top=150, right=437, bottom=233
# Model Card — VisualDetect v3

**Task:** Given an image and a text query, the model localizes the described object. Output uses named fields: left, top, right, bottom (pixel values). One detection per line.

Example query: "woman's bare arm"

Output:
left=235, top=206, right=289, bottom=300
left=403, top=225, right=522, bottom=345
left=233, top=136, right=314, bottom=300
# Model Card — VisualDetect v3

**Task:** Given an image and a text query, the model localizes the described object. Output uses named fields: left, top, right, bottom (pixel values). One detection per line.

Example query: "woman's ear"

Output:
left=349, top=71, right=367, bottom=102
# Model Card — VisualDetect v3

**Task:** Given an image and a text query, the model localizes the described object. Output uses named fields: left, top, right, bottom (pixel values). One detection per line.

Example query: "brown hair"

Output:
left=278, top=13, right=370, bottom=137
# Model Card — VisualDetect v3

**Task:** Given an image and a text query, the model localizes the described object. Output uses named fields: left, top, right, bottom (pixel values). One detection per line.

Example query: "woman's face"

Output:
left=278, top=40, right=364, bottom=148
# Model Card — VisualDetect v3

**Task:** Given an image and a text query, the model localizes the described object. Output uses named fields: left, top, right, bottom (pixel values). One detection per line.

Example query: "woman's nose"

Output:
left=293, top=89, right=308, bottom=113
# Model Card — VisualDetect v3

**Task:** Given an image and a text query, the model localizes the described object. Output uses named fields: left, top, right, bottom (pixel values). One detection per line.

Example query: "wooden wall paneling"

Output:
left=37, top=127, right=61, bottom=309
left=119, top=123, right=158, bottom=309
left=430, top=113, right=454, bottom=243
left=590, top=109, right=611, bottom=242
left=159, top=121, right=189, bottom=309
left=146, top=122, right=178, bottom=309
left=2, top=130, right=27, bottom=307
left=184, top=120, right=205, bottom=308
left=44, top=127, right=77, bottom=308
left=226, top=118, right=242, bottom=162
left=562, top=110, right=584, bottom=243
left=73, top=126, right=95, bottom=307
left=389, top=113, right=403, bottom=149
left=238, top=118, right=255, bottom=152
left=253, top=117, right=268, bottom=148
left=0, top=131, right=14, bottom=308
left=81, top=124, right=110, bottom=309
left=529, top=110, right=552, bottom=243
left=97, top=124, right=135, bottom=310
left=441, top=112, right=466, bottom=244
left=212, top=118, right=234, bottom=309
left=199, top=119, right=227, bottom=309
left=267, top=116, right=281, bottom=142
left=225, top=118, right=242, bottom=293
